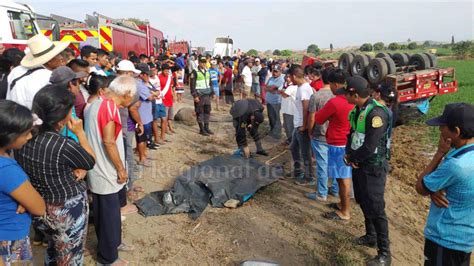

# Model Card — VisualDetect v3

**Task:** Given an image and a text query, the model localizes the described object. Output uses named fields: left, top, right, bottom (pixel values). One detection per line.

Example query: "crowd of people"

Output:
left=0, top=33, right=473, bottom=266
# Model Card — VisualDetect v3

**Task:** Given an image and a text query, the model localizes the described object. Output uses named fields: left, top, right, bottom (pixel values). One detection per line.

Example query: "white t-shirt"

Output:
left=7, top=65, right=52, bottom=109
left=149, top=75, right=162, bottom=104
left=293, top=82, right=314, bottom=128
left=281, top=84, right=298, bottom=115
left=241, top=66, right=252, bottom=87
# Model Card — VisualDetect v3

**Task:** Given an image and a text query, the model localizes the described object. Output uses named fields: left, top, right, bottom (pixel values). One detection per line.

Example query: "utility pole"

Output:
left=226, top=35, right=230, bottom=57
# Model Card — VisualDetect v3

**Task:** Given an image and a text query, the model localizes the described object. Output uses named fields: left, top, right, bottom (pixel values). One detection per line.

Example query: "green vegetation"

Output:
left=307, top=44, right=321, bottom=56
left=360, top=43, right=373, bottom=52
left=452, top=41, right=474, bottom=58
left=246, top=49, right=258, bottom=57
left=272, top=49, right=281, bottom=56
left=373, top=42, right=385, bottom=51
left=280, top=49, right=293, bottom=57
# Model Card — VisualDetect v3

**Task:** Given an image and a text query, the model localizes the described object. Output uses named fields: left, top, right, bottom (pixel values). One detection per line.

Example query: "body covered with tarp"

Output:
left=135, top=155, right=282, bottom=219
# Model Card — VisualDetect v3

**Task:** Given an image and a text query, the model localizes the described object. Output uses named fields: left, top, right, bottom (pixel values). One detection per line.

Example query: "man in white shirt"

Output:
left=7, top=34, right=69, bottom=109
left=289, top=65, right=315, bottom=186
left=241, top=60, right=253, bottom=99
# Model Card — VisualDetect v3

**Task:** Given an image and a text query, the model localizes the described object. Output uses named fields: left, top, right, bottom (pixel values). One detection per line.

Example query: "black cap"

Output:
left=376, top=84, right=397, bottom=100
left=199, top=57, right=207, bottom=63
left=50, top=66, right=87, bottom=84
left=426, top=103, right=474, bottom=131
left=335, top=76, right=368, bottom=95
left=272, top=64, right=282, bottom=72
left=136, top=63, right=152, bottom=75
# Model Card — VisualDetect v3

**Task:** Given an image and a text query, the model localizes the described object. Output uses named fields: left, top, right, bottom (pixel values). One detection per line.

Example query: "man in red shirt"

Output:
left=314, top=69, right=354, bottom=221
left=223, top=62, right=234, bottom=104
left=158, top=64, right=175, bottom=140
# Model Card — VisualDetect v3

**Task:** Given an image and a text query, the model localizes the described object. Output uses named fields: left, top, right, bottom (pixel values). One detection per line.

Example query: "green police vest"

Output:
left=349, top=99, right=391, bottom=161
left=195, top=69, right=212, bottom=96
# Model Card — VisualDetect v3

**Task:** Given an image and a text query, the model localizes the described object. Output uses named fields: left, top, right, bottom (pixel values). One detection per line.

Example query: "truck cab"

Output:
left=0, top=0, right=59, bottom=51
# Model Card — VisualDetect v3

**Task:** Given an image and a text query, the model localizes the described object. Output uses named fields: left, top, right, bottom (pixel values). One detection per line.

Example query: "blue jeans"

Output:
left=290, top=128, right=314, bottom=181
left=311, top=139, right=338, bottom=197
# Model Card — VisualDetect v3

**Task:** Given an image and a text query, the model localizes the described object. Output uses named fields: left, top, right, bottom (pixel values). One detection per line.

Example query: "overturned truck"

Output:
left=338, top=52, right=457, bottom=124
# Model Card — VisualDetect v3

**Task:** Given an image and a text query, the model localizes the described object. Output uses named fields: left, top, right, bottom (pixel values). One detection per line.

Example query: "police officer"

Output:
left=339, top=76, right=392, bottom=266
left=190, top=57, right=215, bottom=136
left=230, top=99, right=269, bottom=158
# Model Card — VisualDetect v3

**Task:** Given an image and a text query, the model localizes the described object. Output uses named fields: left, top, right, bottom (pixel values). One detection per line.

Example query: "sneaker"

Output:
left=306, top=192, right=327, bottom=202
left=294, top=179, right=316, bottom=186
left=32, top=232, right=43, bottom=246
left=118, top=242, right=135, bottom=252
left=355, top=235, right=377, bottom=248
left=367, top=252, right=391, bottom=266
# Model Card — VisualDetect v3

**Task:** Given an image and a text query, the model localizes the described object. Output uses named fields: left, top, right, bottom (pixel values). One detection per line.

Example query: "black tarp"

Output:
left=135, top=155, right=283, bottom=219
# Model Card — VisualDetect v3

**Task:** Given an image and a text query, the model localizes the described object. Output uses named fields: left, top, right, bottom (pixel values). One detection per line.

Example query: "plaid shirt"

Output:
left=15, top=131, right=95, bottom=204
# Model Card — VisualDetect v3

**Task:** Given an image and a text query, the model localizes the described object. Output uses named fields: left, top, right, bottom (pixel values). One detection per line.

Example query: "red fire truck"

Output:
left=43, top=13, right=165, bottom=58
left=168, top=40, right=190, bottom=55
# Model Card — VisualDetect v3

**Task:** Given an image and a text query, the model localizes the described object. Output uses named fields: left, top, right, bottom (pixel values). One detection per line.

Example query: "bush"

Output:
left=360, top=43, right=373, bottom=52
left=273, top=49, right=281, bottom=56
left=280, top=49, right=292, bottom=57
left=307, top=44, right=321, bottom=56
left=247, top=49, right=258, bottom=57
left=452, top=41, right=474, bottom=59
left=373, top=42, right=385, bottom=51
left=388, top=43, right=400, bottom=50
left=400, top=44, right=408, bottom=50
left=423, top=41, right=431, bottom=47
left=408, top=42, right=418, bottom=50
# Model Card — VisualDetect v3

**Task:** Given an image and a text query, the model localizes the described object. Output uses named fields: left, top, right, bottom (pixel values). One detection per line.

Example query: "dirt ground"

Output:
left=33, top=93, right=438, bottom=265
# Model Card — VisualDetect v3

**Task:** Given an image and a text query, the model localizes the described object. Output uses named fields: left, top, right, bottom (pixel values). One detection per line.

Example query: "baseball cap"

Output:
left=335, top=76, right=368, bottom=95
left=50, top=66, right=87, bottom=84
left=426, top=103, right=474, bottom=132
left=273, top=64, right=282, bottom=72
left=116, top=60, right=141, bottom=74
left=255, top=58, right=260, bottom=62
left=376, top=83, right=397, bottom=100
left=136, top=63, right=152, bottom=75
left=211, top=60, right=217, bottom=65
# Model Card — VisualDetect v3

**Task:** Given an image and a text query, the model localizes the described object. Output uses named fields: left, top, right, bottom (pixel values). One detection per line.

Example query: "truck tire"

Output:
left=351, top=54, right=370, bottom=76
left=350, top=52, right=357, bottom=58
left=376, top=52, right=390, bottom=58
left=382, top=56, right=396, bottom=74
left=423, top=52, right=438, bottom=68
left=409, top=53, right=431, bottom=70
left=367, top=58, right=388, bottom=84
left=392, top=53, right=409, bottom=67
left=338, top=53, right=354, bottom=73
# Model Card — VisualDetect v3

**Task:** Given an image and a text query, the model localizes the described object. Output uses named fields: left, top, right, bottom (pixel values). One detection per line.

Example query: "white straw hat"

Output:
left=20, top=34, right=70, bottom=68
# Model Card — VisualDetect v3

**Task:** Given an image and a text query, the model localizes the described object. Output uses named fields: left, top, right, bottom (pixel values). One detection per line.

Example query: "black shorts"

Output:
left=424, top=238, right=471, bottom=266
left=136, top=122, right=152, bottom=143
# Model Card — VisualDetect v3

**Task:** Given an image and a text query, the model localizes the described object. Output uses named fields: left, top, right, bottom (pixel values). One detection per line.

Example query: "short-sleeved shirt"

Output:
left=223, top=68, right=233, bottom=84
left=241, top=66, right=252, bottom=87
left=137, top=79, right=153, bottom=125
left=6, top=66, right=51, bottom=109
left=422, top=144, right=474, bottom=253
left=265, top=75, right=285, bottom=105
left=159, top=73, right=174, bottom=107
left=251, top=65, right=261, bottom=84
left=293, top=82, right=314, bottom=128
left=309, top=88, right=334, bottom=141
left=281, top=85, right=297, bottom=115
left=209, top=68, right=220, bottom=89
left=85, top=96, right=126, bottom=195
left=0, top=157, right=31, bottom=240
left=15, top=132, right=95, bottom=204
left=258, top=67, right=268, bottom=84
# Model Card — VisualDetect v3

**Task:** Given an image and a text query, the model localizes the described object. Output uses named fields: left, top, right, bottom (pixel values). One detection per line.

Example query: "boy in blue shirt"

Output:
left=208, top=60, right=221, bottom=111
left=416, top=103, right=474, bottom=266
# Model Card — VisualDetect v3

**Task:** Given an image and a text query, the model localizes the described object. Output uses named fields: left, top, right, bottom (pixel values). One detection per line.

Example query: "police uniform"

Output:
left=190, top=63, right=214, bottom=135
left=346, top=97, right=392, bottom=262
left=230, top=99, right=267, bottom=155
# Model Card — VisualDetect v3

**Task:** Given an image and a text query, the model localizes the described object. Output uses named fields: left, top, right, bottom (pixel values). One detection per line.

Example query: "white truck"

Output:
left=212, top=37, right=233, bottom=57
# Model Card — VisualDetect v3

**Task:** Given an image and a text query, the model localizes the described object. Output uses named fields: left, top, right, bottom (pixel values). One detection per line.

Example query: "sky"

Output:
left=22, top=0, right=474, bottom=51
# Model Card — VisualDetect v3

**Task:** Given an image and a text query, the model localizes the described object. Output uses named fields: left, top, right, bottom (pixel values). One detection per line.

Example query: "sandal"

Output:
left=328, top=202, right=342, bottom=211
left=118, top=242, right=135, bottom=252
left=111, top=258, right=129, bottom=266
left=323, top=211, right=350, bottom=221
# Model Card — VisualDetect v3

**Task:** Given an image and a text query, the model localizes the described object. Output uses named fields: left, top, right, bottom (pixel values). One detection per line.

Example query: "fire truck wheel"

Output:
left=367, top=58, right=388, bottom=85
left=376, top=52, right=390, bottom=58
left=382, top=56, right=396, bottom=74
left=338, top=53, right=354, bottom=73
left=409, top=53, right=431, bottom=70
left=392, top=53, right=409, bottom=67
left=351, top=54, right=370, bottom=76
left=424, top=52, right=438, bottom=68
